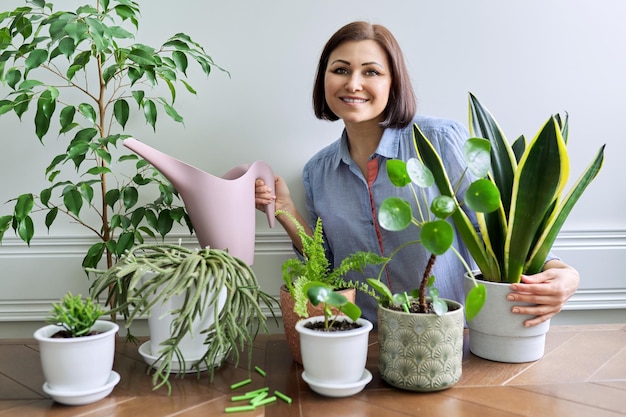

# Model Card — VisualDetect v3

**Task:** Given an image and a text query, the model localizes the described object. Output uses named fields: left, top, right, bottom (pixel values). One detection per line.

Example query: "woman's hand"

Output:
left=507, top=260, right=580, bottom=327
left=255, top=175, right=294, bottom=213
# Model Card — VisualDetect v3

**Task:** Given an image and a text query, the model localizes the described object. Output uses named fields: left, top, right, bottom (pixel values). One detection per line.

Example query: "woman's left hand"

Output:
left=507, top=260, right=580, bottom=327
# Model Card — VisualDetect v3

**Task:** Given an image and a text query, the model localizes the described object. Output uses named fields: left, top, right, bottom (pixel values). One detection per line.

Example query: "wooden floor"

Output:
left=1, top=324, right=625, bottom=416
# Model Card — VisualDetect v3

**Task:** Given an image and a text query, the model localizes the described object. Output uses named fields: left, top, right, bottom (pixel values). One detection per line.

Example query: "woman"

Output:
left=256, top=21, right=579, bottom=326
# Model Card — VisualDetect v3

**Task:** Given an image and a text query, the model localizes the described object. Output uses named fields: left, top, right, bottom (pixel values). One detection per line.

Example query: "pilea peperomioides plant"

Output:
left=0, top=0, right=226, bottom=282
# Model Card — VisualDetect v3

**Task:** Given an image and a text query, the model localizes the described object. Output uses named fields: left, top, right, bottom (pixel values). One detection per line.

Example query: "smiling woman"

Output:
left=255, top=20, right=583, bottom=327
left=323, top=40, right=392, bottom=128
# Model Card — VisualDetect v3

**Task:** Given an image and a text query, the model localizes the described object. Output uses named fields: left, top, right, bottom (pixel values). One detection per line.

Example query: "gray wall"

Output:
left=1, top=0, right=625, bottom=336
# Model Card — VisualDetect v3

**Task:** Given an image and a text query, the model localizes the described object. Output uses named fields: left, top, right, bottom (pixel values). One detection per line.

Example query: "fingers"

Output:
left=255, top=179, right=276, bottom=212
left=506, top=265, right=580, bottom=327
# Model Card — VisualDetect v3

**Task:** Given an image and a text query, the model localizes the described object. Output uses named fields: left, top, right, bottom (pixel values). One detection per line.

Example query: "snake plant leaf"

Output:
left=379, top=197, right=412, bottom=231
left=421, top=220, right=453, bottom=255
left=469, top=92, right=516, bottom=213
left=413, top=123, right=499, bottom=280
left=504, top=117, right=567, bottom=282
left=512, top=135, right=526, bottom=162
left=525, top=144, right=605, bottom=274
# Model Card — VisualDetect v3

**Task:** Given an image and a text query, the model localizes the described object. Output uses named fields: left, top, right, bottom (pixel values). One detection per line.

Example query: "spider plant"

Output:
left=90, top=243, right=278, bottom=392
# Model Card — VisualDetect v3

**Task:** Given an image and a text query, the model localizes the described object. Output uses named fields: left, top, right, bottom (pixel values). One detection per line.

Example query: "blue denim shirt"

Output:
left=302, top=114, right=477, bottom=324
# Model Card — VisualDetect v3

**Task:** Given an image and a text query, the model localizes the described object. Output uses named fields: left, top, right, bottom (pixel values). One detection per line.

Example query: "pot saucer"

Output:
left=42, top=370, right=120, bottom=406
left=301, top=369, right=372, bottom=397
left=138, top=340, right=211, bottom=373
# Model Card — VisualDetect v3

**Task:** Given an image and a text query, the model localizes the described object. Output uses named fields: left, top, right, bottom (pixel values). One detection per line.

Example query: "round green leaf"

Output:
left=378, top=197, right=412, bottom=231
left=420, top=220, right=453, bottom=255
left=305, top=284, right=332, bottom=306
left=432, top=297, right=448, bottom=316
left=406, top=158, right=434, bottom=188
left=430, top=195, right=456, bottom=219
left=465, top=179, right=501, bottom=213
left=464, top=138, right=491, bottom=178
left=465, top=283, right=487, bottom=321
left=386, top=159, right=410, bottom=187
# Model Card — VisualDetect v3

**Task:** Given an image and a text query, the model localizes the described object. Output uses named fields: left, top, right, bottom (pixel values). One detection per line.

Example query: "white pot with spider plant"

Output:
left=90, top=243, right=279, bottom=393
left=277, top=210, right=386, bottom=364
left=0, top=1, right=226, bottom=307
left=414, top=93, right=605, bottom=362
left=33, top=292, right=120, bottom=406
left=366, top=151, right=488, bottom=391
left=295, top=282, right=374, bottom=398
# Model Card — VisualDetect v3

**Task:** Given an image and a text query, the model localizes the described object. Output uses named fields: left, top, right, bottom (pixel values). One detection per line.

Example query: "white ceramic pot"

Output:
left=143, top=274, right=228, bottom=371
left=378, top=299, right=464, bottom=392
left=296, top=316, right=372, bottom=386
left=464, top=272, right=550, bottom=363
left=33, top=320, right=118, bottom=392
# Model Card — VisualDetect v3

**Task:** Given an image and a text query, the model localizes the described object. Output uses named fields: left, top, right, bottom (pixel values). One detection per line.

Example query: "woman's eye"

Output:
left=333, top=67, right=349, bottom=75
left=364, top=69, right=380, bottom=76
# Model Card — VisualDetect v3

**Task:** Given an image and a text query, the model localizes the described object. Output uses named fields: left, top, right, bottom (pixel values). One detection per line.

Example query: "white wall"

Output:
left=1, top=0, right=625, bottom=336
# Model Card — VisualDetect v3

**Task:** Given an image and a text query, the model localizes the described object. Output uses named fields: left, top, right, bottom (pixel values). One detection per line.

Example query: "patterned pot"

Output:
left=378, top=299, right=464, bottom=392
left=280, top=285, right=356, bottom=364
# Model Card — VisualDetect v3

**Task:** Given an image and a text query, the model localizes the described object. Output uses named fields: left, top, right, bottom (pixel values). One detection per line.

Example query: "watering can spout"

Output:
left=123, top=138, right=275, bottom=265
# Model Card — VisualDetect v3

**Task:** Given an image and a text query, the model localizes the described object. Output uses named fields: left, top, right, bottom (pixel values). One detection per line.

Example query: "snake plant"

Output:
left=414, top=93, right=605, bottom=284
left=89, top=243, right=278, bottom=392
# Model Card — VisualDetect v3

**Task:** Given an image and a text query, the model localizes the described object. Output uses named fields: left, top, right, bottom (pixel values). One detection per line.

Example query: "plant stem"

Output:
left=419, top=253, right=437, bottom=312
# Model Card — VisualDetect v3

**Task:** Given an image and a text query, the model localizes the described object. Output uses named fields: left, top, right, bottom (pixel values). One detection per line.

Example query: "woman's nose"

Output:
left=345, top=73, right=362, bottom=92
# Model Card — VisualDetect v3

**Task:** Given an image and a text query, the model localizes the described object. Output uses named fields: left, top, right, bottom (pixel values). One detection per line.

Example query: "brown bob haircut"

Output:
left=312, top=21, right=416, bottom=129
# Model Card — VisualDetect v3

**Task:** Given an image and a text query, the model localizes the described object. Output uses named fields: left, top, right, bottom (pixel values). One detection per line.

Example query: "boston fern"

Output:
left=0, top=1, right=226, bottom=275
left=278, top=210, right=387, bottom=318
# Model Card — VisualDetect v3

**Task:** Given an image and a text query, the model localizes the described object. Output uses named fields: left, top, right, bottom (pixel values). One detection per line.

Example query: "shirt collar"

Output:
left=337, top=126, right=401, bottom=167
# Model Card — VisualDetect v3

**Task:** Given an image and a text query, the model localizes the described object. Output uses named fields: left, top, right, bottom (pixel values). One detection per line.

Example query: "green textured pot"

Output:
left=377, top=299, right=464, bottom=392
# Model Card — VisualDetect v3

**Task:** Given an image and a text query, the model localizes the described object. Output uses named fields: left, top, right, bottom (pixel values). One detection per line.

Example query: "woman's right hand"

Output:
left=255, top=175, right=292, bottom=213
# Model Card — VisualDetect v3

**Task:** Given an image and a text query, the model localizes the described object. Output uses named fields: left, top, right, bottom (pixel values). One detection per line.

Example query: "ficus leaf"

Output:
left=114, top=99, right=129, bottom=128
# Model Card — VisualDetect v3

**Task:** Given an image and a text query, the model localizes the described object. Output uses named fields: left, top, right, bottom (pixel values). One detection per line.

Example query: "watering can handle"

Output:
left=254, top=161, right=276, bottom=229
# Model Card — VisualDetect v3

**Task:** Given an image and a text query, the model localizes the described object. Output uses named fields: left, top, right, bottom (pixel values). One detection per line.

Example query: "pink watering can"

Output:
left=123, top=138, right=275, bottom=265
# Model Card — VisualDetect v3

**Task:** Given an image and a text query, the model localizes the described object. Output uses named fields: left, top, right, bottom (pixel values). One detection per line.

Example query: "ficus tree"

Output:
left=0, top=0, right=225, bottom=279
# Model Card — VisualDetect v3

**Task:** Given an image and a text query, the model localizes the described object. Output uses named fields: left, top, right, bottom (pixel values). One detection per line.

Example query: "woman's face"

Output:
left=324, top=40, right=392, bottom=127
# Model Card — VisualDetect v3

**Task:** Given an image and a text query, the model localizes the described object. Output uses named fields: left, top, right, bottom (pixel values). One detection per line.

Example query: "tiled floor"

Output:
left=1, top=324, right=625, bottom=416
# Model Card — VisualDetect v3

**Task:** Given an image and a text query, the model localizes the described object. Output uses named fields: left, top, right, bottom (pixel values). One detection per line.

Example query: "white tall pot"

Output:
left=145, top=273, right=227, bottom=364
left=33, top=320, right=118, bottom=391
left=464, top=272, right=550, bottom=363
